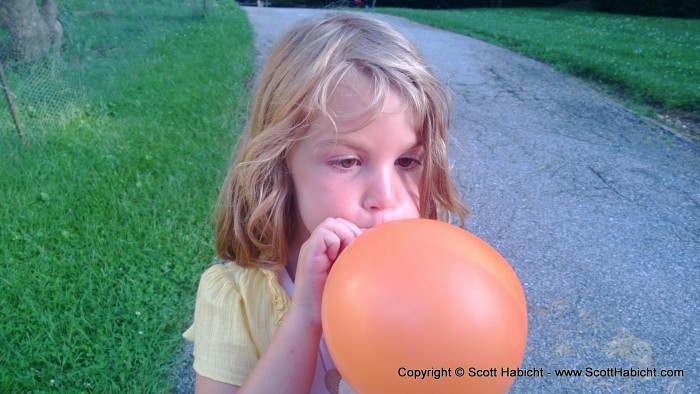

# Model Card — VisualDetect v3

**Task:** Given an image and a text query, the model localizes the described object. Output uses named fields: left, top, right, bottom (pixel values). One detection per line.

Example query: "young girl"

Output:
left=184, top=13, right=469, bottom=394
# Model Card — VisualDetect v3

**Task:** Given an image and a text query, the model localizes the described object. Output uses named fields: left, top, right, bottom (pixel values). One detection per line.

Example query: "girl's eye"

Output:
left=333, top=158, right=359, bottom=169
left=396, top=157, right=421, bottom=169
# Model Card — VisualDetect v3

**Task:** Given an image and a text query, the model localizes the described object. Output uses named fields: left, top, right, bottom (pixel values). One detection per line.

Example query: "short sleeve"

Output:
left=183, top=264, right=257, bottom=386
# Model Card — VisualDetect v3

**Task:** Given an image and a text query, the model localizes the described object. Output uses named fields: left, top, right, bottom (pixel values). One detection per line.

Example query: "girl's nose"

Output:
left=362, top=166, right=399, bottom=212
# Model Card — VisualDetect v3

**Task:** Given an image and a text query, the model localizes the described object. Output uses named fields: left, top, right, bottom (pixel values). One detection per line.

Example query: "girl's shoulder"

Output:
left=184, top=260, right=289, bottom=383
left=195, top=259, right=289, bottom=325
left=198, top=258, right=276, bottom=295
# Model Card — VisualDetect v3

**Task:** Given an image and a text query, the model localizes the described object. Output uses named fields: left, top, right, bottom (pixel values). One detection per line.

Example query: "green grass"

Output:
left=376, top=8, right=700, bottom=116
left=1, top=1, right=253, bottom=391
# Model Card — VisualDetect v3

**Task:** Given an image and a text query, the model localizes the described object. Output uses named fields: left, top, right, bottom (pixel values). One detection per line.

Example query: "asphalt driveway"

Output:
left=177, top=7, right=699, bottom=393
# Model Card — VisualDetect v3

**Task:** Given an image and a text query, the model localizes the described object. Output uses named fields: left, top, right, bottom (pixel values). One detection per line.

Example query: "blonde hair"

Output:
left=216, top=13, right=469, bottom=270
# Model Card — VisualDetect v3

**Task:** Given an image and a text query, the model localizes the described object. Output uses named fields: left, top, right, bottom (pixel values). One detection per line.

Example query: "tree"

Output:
left=0, top=0, right=63, bottom=62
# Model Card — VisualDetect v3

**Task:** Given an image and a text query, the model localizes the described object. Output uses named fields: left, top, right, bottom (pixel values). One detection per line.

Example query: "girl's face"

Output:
left=286, top=78, right=422, bottom=245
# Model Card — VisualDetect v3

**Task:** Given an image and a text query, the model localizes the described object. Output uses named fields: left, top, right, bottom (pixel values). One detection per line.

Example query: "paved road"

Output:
left=178, top=7, right=699, bottom=393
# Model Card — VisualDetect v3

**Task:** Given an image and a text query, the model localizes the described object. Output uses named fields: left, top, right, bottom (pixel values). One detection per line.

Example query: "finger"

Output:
left=333, top=218, right=364, bottom=239
left=318, top=219, right=362, bottom=261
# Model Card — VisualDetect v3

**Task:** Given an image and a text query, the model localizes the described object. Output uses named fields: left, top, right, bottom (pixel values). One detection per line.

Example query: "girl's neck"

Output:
left=286, top=209, right=312, bottom=282
left=285, top=236, right=302, bottom=282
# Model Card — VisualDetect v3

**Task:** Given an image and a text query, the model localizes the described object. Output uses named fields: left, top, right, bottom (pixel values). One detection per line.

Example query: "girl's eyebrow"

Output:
left=314, top=137, right=424, bottom=152
left=315, top=138, right=368, bottom=152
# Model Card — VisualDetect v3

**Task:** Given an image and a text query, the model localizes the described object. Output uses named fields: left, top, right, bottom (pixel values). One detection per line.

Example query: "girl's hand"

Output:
left=290, top=218, right=363, bottom=328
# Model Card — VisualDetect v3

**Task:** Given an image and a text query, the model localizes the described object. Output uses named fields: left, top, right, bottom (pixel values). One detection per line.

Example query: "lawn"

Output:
left=376, top=7, right=700, bottom=136
left=0, top=1, right=253, bottom=391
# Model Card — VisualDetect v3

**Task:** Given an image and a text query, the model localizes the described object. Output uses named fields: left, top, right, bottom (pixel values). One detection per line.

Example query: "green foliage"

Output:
left=1, top=1, right=254, bottom=391
left=591, top=0, right=700, bottom=19
left=262, top=0, right=569, bottom=11
left=378, top=8, right=700, bottom=112
left=378, top=0, right=569, bottom=10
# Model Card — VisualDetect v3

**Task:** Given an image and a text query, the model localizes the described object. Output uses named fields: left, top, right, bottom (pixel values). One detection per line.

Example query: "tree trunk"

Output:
left=0, top=0, right=63, bottom=62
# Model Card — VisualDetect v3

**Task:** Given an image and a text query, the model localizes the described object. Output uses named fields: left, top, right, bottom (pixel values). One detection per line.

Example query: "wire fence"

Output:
left=0, top=0, right=215, bottom=145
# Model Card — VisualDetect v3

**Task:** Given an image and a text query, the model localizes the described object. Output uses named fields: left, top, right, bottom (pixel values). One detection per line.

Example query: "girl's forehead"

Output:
left=326, top=81, right=370, bottom=117
left=301, top=87, right=423, bottom=150
left=321, top=76, right=418, bottom=133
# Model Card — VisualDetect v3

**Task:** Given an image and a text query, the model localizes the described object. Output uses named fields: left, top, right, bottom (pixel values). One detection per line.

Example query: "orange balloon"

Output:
left=322, top=218, right=528, bottom=394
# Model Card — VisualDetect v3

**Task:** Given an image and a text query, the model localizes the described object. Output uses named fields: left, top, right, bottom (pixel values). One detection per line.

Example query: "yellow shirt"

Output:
left=183, top=261, right=290, bottom=386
